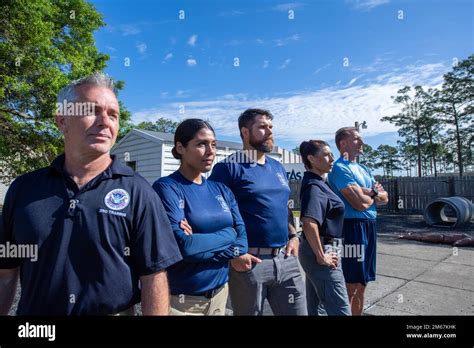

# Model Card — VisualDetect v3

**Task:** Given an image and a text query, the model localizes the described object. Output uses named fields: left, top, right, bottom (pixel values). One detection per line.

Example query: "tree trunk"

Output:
left=452, top=104, right=463, bottom=176
left=416, top=127, right=422, bottom=177
left=428, top=134, right=438, bottom=177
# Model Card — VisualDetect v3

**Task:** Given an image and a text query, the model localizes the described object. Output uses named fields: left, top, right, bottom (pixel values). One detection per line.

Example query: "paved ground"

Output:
left=224, top=213, right=474, bottom=316
left=222, top=234, right=474, bottom=316
left=7, top=213, right=474, bottom=316
left=362, top=234, right=473, bottom=315
left=366, top=213, right=473, bottom=315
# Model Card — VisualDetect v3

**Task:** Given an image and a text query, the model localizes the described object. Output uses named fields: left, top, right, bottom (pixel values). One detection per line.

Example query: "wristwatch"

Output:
left=289, top=232, right=301, bottom=241
left=369, top=187, right=379, bottom=198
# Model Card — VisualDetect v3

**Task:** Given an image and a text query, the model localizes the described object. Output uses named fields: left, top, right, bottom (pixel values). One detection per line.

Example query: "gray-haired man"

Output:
left=0, top=73, right=182, bottom=315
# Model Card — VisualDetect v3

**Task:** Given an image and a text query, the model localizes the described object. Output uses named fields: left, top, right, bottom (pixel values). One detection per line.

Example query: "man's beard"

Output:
left=249, top=135, right=274, bottom=153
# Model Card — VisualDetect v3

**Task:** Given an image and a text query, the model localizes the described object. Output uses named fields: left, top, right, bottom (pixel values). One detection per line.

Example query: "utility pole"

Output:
left=354, top=121, right=367, bottom=163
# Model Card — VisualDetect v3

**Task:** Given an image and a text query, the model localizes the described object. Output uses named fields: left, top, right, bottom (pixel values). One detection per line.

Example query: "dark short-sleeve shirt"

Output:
left=0, top=154, right=182, bottom=315
left=300, top=171, right=345, bottom=238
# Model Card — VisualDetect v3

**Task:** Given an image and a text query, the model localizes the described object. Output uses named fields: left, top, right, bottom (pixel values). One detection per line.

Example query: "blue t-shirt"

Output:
left=0, top=154, right=182, bottom=315
left=152, top=170, right=247, bottom=296
left=209, top=153, right=291, bottom=248
left=328, top=156, right=377, bottom=220
left=300, top=171, right=345, bottom=238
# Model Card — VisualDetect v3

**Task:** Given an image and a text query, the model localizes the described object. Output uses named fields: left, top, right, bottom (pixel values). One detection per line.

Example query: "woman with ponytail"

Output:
left=298, top=140, right=351, bottom=316
left=152, top=119, right=247, bottom=315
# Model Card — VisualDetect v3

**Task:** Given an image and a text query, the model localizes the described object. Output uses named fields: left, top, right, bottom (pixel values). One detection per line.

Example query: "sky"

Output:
left=90, top=0, right=474, bottom=152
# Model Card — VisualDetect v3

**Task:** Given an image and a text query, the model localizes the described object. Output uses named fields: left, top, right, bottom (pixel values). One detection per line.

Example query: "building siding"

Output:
left=111, top=129, right=301, bottom=184
left=111, top=133, right=163, bottom=184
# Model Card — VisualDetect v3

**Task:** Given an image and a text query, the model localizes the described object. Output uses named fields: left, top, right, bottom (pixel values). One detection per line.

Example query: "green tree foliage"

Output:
left=359, top=144, right=377, bottom=171
left=116, top=117, right=179, bottom=142
left=291, top=146, right=300, bottom=155
left=135, top=118, right=180, bottom=134
left=382, top=86, right=432, bottom=177
left=0, top=0, right=131, bottom=184
left=397, top=142, right=418, bottom=176
left=383, top=55, right=473, bottom=177
left=373, top=144, right=401, bottom=177
left=434, top=55, right=474, bottom=176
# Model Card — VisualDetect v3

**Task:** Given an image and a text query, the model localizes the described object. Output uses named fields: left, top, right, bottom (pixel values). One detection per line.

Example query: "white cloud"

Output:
left=351, top=56, right=389, bottom=73
left=347, top=77, right=358, bottom=86
left=121, top=25, right=141, bottom=36
left=347, top=0, right=390, bottom=12
left=263, top=60, right=270, bottom=69
left=273, top=2, right=306, bottom=12
left=374, top=63, right=444, bottom=86
left=225, top=39, right=245, bottom=46
left=254, top=38, right=265, bottom=45
left=219, top=10, right=244, bottom=17
left=131, top=62, right=447, bottom=146
left=176, top=90, right=193, bottom=98
left=187, top=57, right=197, bottom=66
left=163, top=53, right=173, bottom=61
left=136, top=42, right=147, bottom=54
left=278, top=59, right=291, bottom=70
left=274, top=34, right=300, bottom=47
left=188, top=35, right=198, bottom=46
left=313, top=63, right=331, bottom=75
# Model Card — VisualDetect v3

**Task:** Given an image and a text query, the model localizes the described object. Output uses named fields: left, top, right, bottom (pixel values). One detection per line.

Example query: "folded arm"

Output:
left=0, top=267, right=19, bottom=315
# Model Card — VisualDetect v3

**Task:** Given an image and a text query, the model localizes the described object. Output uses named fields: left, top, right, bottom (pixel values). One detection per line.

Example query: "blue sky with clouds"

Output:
left=91, top=0, right=473, bottom=152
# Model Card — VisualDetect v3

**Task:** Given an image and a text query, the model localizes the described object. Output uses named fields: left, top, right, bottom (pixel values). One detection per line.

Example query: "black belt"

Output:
left=195, top=284, right=225, bottom=299
left=247, top=247, right=284, bottom=257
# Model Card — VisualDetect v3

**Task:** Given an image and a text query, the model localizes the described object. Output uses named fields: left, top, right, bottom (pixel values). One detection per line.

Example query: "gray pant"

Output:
left=229, top=250, right=307, bottom=315
left=299, top=238, right=351, bottom=316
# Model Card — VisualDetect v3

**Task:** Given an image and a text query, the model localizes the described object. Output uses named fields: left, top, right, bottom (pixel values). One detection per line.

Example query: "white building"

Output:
left=0, top=130, right=303, bottom=205
left=111, top=129, right=302, bottom=184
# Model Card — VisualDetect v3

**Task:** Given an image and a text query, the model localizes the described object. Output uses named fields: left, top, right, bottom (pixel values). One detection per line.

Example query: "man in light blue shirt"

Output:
left=328, top=127, right=388, bottom=315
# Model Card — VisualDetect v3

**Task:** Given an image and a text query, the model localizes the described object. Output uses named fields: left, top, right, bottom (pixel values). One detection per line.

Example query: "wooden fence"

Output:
left=289, top=176, right=474, bottom=213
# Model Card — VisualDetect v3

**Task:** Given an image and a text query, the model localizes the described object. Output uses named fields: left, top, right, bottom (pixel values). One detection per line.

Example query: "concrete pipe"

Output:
left=424, top=196, right=473, bottom=228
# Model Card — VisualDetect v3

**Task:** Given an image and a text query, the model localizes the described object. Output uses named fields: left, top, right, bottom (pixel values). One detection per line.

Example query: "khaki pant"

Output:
left=169, top=284, right=229, bottom=316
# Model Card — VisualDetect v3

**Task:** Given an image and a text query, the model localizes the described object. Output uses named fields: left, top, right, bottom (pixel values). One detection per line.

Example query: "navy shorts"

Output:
left=341, top=218, right=377, bottom=285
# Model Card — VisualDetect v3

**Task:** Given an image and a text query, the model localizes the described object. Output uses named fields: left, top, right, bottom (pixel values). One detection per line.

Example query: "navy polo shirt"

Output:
left=153, top=170, right=247, bottom=296
left=0, top=154, right=182, bottom=315
left=209, top=153, right=291, bottom=248
left=300, top=171, right=345, bottom=238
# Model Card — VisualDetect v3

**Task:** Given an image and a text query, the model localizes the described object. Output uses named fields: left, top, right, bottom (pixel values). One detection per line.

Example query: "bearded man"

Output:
left=210, top=108, right=307, bottom=315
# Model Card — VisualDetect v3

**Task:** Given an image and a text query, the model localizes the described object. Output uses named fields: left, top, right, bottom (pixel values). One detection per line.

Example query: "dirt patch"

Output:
left=377, top=212, right=473, bottom=236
